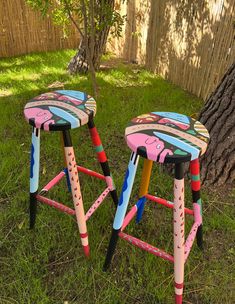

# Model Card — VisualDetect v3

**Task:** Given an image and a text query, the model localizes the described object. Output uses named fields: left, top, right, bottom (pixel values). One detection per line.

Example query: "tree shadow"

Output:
left=143, top=0, right=234, bottom=99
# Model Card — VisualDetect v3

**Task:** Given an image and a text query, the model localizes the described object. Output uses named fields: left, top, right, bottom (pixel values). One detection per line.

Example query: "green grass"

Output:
left=0, top=50, right=234, bottom=304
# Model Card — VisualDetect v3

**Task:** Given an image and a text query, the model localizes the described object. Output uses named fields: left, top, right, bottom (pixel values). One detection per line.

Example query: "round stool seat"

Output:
left=24, top=90, right=96, bottom=131
left=125, top=112, right=209, bottom=163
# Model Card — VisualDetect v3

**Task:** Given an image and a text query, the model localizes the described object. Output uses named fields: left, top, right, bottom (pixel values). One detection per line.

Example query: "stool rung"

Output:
left=41, top=171, right=66, bottom=192
left=77, top=165, right=105, bottom=180
left=146, top=194, right=194, bottom=215
left=119, top=232, right=174, bottom=262
left=37, top=195, right=76, bottom=216
left=184, top=222, right=200, bottom=262
left=121, top=205, right=138, bottom=231
left=121, top=197, right=145, bottom=231
left=85, top=187, right=110, bottom=221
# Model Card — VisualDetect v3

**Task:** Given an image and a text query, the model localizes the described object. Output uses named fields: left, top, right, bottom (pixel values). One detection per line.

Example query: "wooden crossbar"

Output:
left=119, top=232, right=174, bottom=262
left=146, top=194, right=194, bottom=215
left=37, top=195, right=76, bottom=215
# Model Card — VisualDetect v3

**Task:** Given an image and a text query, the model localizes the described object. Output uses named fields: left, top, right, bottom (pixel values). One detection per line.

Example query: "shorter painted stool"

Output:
left=24, top=90, right=118, bottom=256
left=104, top=112, right=209, bottom=304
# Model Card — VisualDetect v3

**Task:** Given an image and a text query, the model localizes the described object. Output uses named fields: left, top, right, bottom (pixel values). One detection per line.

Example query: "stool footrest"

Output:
left=119, top=232, right=174, bottom=262
left=146, top=194, right=194, bottom=215
left=41, top=171, right=66, bottom=192
left=85, top=187, right=110, bottom=221
left=37, top=195, right=76, bottom=215
left=77, top=165, right=106, bottom=180
left=184, top=222, right=200, bottom=262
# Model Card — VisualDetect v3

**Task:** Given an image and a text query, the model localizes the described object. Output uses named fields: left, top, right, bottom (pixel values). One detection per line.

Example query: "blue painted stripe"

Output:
left=151, top=112, right=190, bottom=124
left=56, top=90, right=85, bottom=101
left=49, top=106, right=80, bottom=128
left=153, top=131, right=199, bottom=160
left=136, top=197, right=147, bottom=223
left=113, top=154, right=139, bottom=230
left=30, top=131, right=40, bottom=193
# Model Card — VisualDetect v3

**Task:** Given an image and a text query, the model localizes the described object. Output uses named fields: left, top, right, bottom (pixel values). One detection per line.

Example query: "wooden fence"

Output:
left=0, top=0, right=79, bottom=57
left=109, top=0, right=235, bottom=100
left=1, top=0, right=234, bottom=100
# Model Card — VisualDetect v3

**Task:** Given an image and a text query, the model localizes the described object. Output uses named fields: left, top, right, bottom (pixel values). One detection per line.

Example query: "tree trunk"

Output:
left=198, top=62, right=235, bottom=186
left=68, top=1, right=114, bottom=74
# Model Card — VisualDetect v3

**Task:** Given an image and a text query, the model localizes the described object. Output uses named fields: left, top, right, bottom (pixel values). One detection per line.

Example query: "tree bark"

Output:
left=68, top=0, right=115, bottom=74
left=198, top=62, right=235, bottom=186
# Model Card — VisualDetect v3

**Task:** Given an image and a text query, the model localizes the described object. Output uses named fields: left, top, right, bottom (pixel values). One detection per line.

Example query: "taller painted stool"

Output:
left=104, top=112, right=209, bottom=303
left=24, top=90, right=118, bottom=256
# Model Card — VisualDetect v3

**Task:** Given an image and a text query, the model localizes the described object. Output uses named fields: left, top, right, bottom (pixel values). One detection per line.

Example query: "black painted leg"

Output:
left=88, top=118, right=118, bottom=206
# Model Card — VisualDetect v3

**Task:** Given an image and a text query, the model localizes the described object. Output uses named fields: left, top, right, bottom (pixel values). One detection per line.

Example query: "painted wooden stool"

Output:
left=24, top=90, right=118, bottom=257
left=104, top=112, right=209, bottom=303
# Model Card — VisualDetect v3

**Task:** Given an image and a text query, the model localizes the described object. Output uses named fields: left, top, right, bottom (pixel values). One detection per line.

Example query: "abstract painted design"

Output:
left=30, top=128, right=40, bottom=193
left=173, top=177, right=185, bottom=303
left=24, top=90, right=96, bottom=131
left=125, top=112, right=209, bottom=163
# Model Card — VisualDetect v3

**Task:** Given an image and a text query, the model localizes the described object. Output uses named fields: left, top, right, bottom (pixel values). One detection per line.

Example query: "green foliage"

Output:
left=26, top=0, right=125, bottom=38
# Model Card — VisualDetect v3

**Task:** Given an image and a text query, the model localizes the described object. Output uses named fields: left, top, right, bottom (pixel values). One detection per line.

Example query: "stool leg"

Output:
left=103, top=152, right=139, bottom=271
left=29, top=127, right=40, bottom=229
left=137, top=159, right=153, bottom=223
left=174, top=163, right=185, bottom=304
left=190, top=158, right=203, bottom=249
left=60, top=133, right=71, bottom=192
left=62, top=130, right=89, bottom=257
left=88, top=118, right=118, bottom=206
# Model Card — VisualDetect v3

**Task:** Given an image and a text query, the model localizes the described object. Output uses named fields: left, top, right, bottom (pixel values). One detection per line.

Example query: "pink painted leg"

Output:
left=173, top=163, right=185, bottom=304
left=63, top=130, right=89, bottom=257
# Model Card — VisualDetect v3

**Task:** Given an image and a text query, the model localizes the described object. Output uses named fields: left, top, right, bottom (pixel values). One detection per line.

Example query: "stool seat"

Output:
left=125, top=112, right=209, bottom=163
left=24, top=90, right=96, bottom=131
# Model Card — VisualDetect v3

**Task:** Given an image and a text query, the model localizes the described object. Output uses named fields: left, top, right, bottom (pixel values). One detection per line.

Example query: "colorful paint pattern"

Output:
left=24, top=90, right=96, bottom=131
left=30, top=128, right=40, bottom=193
left=113, top=152, right=139, bottom=230
left=125, top=112, right=209, bottom=163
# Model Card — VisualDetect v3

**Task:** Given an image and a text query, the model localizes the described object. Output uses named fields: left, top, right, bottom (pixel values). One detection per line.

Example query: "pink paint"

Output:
left=35, top=92, right=59, bottom=100
left=77, top=165, right=105, bottom=180
left=193, top=203, right=202, bottom=224
left=65, top=147, right=89, bottom=252
left=158, top=118, right=190, bottom=130
left=105, top=176, right=115, bottom=190
left=146, top=194, right=194, bottom=215
left=127, top=133, right=173, bottom=162
left=24, top=107, right=54, bottom=130
left=121, top=205, right=138, bottom=231
left=42, top=171, right=65, bottom=192
left=85, top=187, right=110, bottom=221
left=184, top=222, right=199, bottom=262
left=173, top=178, right=185, bottom=302
left=37, top=195, right=76, bottom=215
left=58, top=95, right=83, bottom=105
left=119, top=232, right=174, bottom=262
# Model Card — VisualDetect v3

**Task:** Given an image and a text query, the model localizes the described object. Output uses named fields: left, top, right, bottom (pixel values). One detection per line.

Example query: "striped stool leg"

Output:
left=60, top=133, right=71, bottom=192
left=88, top=118, right=118, bottom=206
left=29, top=127, right=40, bottom=229
left=190, top=158, right=203, bottom=249
left=136, top=159, right=153, bottom=223
left=174, top=163, right=185, bottom=304
left=103, top=152, right=139, bottom=271
left=62, top=130, right=89, bottom=257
